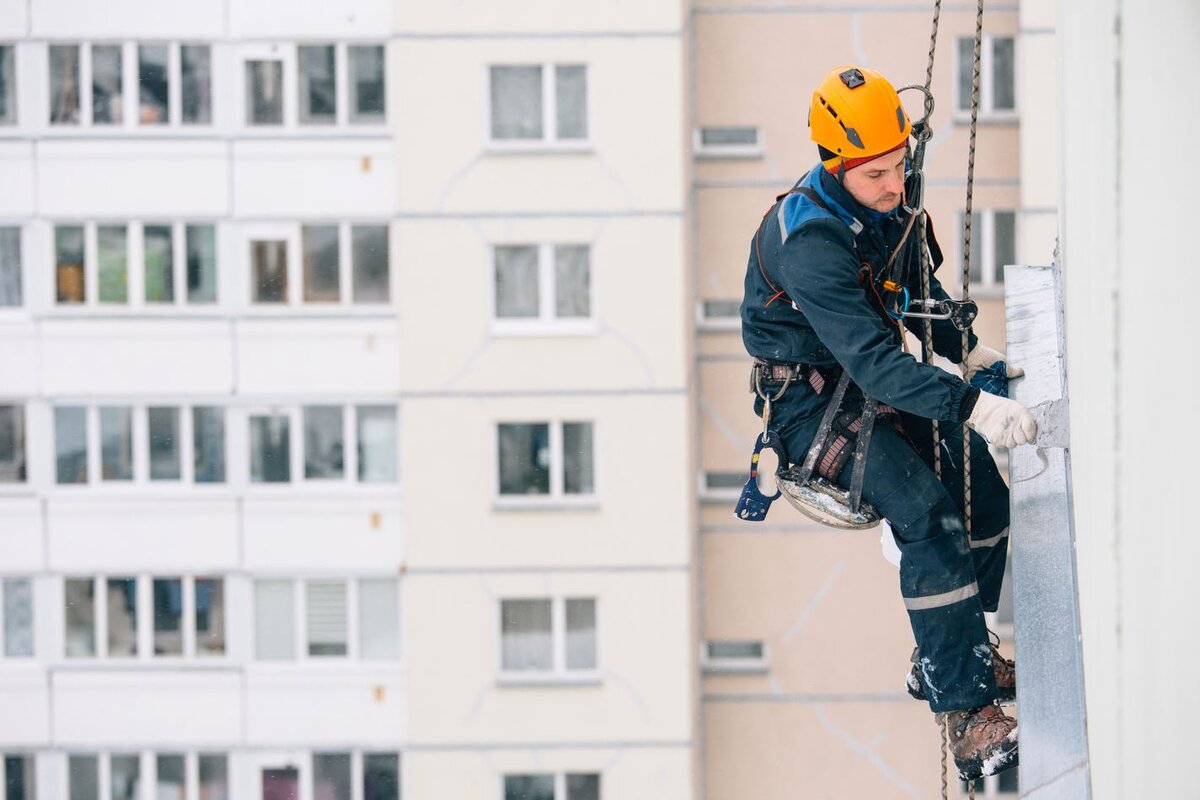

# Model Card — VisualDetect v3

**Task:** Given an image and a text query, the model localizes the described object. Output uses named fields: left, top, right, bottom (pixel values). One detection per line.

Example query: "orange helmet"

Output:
left=809, top=66, right=911, bottom=171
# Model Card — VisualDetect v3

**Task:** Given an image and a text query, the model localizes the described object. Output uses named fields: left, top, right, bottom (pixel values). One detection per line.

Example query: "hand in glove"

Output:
left=962, top=343, right=1025, bottom=383
left=967, top=391, right=1038, bottom=448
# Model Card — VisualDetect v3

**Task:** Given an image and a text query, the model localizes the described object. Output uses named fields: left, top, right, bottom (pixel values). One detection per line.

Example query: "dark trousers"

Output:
left=758, top=394, right=1011, bottom=711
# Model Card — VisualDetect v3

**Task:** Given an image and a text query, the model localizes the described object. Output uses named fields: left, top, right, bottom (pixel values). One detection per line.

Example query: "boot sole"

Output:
left=955, top=736, right=1019, bottom=781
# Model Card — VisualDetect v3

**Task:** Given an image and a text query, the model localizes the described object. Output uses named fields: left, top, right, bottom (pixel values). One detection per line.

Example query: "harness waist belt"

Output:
left=752, top=359, right=840, bottom=395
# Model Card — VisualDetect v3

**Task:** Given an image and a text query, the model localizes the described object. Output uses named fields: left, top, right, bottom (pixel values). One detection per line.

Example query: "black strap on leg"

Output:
left=848, top=397, right=879, bottom=513
left=795, top=371, right=852, bottom=485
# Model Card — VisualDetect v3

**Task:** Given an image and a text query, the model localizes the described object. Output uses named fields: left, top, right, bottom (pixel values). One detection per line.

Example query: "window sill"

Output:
left=50, top=659, right=239, bottom=672
left=699, top=491, right=741, bottom=506
left=484, top=141, right=594, bottom=156
left=492, top=496, right=599, bottom=513
left=695, top=148, right=763, bottom=161
left=490, top=319, right=599, bottom=338
left=951, top=113, right=1018, bottom=127
left=701, top=660, right=769, bottom=674
left=696, top=318, right=741, bottom=333
left=497, top=672, right=601, bottom=688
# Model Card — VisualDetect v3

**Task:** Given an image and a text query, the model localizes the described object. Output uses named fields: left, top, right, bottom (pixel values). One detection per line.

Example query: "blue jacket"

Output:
left=740, top=165, right=978, bottom=424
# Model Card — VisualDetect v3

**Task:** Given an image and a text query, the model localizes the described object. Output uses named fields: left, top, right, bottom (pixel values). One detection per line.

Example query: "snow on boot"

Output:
left=938, top=703, right=1019, bottom=781
left=905, top=639, right=1017, bottom=704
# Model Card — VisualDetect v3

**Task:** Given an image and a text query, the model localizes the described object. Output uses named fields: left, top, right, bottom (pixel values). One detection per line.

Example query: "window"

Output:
left=66, top=576, right=225, bottom=659
left=702, top=470, right=749, bottom=502
left=66, top=753, right=228, bottom=800
left=958, top=36, right=1016, bottom=117
left=349, top=45, right=386, bottom=124
left=49, top=45, right=81, bottom=124
left=193, top=406, right=227, bottom=483
left=110, top=753, right=139, bottom=800
left=68, top=754, right=98, bottom=800
left=490, top=64, right=587, bottom=144
left=1, top=754, right=36, bottom=800
left=352, top=224, right=390, bottom=303
left=153, top=577, right=183, bottom=655
left=299, top=45, right=337, bottom=125
left=0, top=404, right=26, bottom=483
left=64, top=578, right=96, bottom=657
left=254, top=224, right=390, bottom=307
left=54, top=222, right=218, bottom=307
left=0, top=226, right=21, bottom=307
left=106, top=577, right=138, bottom=657
left=138, top=44, right=169, bottom=124
left=99, top=406, right=134, bottom=482
left=251, top=239, right=288, bottom=303
left=0, top=45, right=15, bottom=125
left=253, top=405, right=396, bottom=485
left=181, top=45, right=212, bottom=124
left=314, top=753, right=351, bottom=798
left=357, top=405, right=398, bottom=483
left=695, top=126, right=761, bottom=158
left=697, top=299, right=741, bottom=331
left=304, top=406, right=344, bottom=479
left=55, top=406, right=88, bottom=485
left=148, top=407, right=181, bottom=480
left=960, top=209, right=1017, bottom=290
left=302, top=225, right=340, bottom=302
left=363, top=753, right=400, bottom=800
left=2, top=579, right=34, bottom=657
left=246, top=59, right=283, bottom=125
left=505, top=773, right=600, bottom=800
left=157, top=754, right=185, bottom=797
left=703, top=640, right=767, bottom=673
left=497, top=421, right=594, bottom=501
left=92, top=44, right=123, bottom=125
left=500, top=597, right=597, bottom=678
left=294, top=43, right=386, bottom=127
left=249, top=413, right=291, bottom=483
left=199, top=753, right=229, bottom=798
left=255, top=578, right=399, bottom=661
left=493, top=244, right=592, bottom=329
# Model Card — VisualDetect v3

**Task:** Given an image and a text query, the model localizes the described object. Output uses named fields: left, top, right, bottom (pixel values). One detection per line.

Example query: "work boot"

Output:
left=937, top=703, right=1019, bottom=780
left=906, top=634, right=1016, bottom=704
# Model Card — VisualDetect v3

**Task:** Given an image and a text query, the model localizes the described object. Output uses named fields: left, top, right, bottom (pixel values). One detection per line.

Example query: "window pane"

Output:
left=91, top=44, right=123, bottom=125
left=193, top=406, right=226, bottom=483
left=138, top=44, right=169, bottom=124
left=351, top=224, right=389, bottom=303
left=262, top=768, right=298, bottom=800
left=251, top=240, right=288, bottom=303
left=363, top=753, right=400, bottom=800
left=107, top=577, right=138, bottom=657
left=490, top=65, right=542, bottom=140
left=304, top=405, right=344, bottom=479
left=349, top=45, right=386, bottom=124
left=0, top=226, right=21, bottom=307
left=554, top=245, right=590, bottom=318
left=359, top=579, right=399, bottom=660
left=55, top=406, right=88, bottom=484
left=504, top=775, right=554, bottom=800
left=993, top=37, right=1015, bottom=111
left=69, top=754, right=99, bottom=800
left=55, top=225, right=85, bottom=304
left=313, top=753, right=351, bottom=800
left=249, top=414, right=291, bottom=483
left=707, top=640, right=764, bottom=659
left=245, top=60, right=283, bottom=125
left=555, top=65, right=587, bottom=140
left=566, top=597, right=596, bottom=670
left=181, top=45, right=212, bottom=124
left=0, top=46, right=14, bottom=125
left=0, top=404, right=26, bottom=483
left=567, top=774, right=600, bottom=800
left=5, top=755, right=35, bottom=800
left=994, top=211, right=1016, bottom=284
left=703, top=299, right=740, bottom=319
left=500, top=598, right=552, bottom=671
left=4, top=578, right=34, bottom=657
left=562, top=422, right=594, bottom=495
left=152, top=577, right=183, bottom=656
left=49, top=45, right=81, bottom=125
left=196, top=578, right=226, bottom=656
left=64, top=578, right=95, bottom=657
left=148, top=406, right=181, bottom=480
left=298, top=45, right=336, bottom=125
left=157, top=754, right=185, bottom=799
left=302, top=225, right=340, bottom=303
left=957, top=37, right=974, bottom=112
left=99, top=406, right=133, bottom=481
left=494, top=246, right=539, bottom=318
left=110, top=754, right=140, bottom=800
left=144, top=224, right=175, bottom=303
left=186, top=224, right=218, bottom=303
left=199, top=753, right=229, bottom=800
left=700, top=126, right=758, bottom=146
left=255, top=580, right=295, bottom=660
left=357, top=405, right=397, bottom=483
left=962, top=212, right=984, bottom=284
left=97, top=225, right=128, bottom=304
left=306, top=580, right=347, bottom=657
left=498, top=423, right=550, bottom=495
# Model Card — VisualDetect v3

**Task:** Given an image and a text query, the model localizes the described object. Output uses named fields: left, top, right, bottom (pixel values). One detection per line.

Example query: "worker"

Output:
left=739, top=65, right=1035, bottom=780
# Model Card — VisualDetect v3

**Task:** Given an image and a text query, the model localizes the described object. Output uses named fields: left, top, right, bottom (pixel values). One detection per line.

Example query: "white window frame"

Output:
left=493, top=420, right=598, bottom=510
left=954, top=35, right=1018, bottom=123
left=49, top=221, right=220, bottom=312
left=243, top=404, right=398, bottom=489
left=489, top=243, right=596, bottom=336
left=496, top=596, right=600, bottom=686
left=958, top=208, right=1017, bottom=297
left=50, top=404, right=227, bottom=490
left=695, top=298, right=741, bottom=332
left=500, top=772, right=601, bottom=800
left=699, top=470, right=749, bottom=504
left=60, top=751, right=230, bottom=800
left=251, top=577, right=402, bottom=664
left=0, top=222, right=26, bottom=315
left=485, top=63, right=591, bottom=152
left=0, top=400, right=28, bottom=491
left=693, top=125, right=762, bottom=159
left=243, top=222, right=395, bottom=311
left=0, top=577, right=35, bottom=660
left=240, top=42, right=388, bottom=133
left=701, top=640, right=768, bottom=674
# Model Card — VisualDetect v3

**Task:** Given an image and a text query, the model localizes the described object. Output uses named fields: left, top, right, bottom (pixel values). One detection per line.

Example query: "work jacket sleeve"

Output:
left=779, top=220, right=975, bottom=423
left=909, top=270, right=979, bottom=364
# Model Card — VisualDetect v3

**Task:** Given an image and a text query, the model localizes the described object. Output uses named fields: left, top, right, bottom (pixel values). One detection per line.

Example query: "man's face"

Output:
left=842, top=147, right=907, bottom=213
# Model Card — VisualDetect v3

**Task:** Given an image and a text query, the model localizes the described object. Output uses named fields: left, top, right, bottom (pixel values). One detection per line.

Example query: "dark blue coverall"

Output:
left=740, top=165, right=1010, bottom=712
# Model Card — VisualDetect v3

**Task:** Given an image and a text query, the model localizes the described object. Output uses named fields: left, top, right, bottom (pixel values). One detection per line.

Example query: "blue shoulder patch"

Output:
left=777, top=168, right=863, bottom=241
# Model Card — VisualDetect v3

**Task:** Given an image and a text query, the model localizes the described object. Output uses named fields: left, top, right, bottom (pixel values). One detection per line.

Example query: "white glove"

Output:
left=962, top=343, right=1025, bottom=382
left=967, top=391, right=1038, bottom=448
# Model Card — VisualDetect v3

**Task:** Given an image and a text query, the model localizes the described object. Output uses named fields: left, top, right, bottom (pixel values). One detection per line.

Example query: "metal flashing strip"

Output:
left=1005, top=264, right=1092, bottom=799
